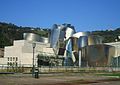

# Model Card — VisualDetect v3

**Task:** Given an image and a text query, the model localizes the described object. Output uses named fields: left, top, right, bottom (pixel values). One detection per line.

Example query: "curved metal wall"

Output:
left=78, top=36, right=88, bottom=48
left=23, top=33, right=49, bottom=43
left=71, top=32, right=90, bottom=51
left=50, top=24, right=75, bottom=54
left=71, top=37, right=78, bottom=51
left=72, top=32, right=90, bottom=38
left=88, top=35, right=103, bottom=45
left=66, top=32, right=104, bottom=66
left=50, top=25, right=61, bottom=48
left=39, top=37, right=49, bottom=43
left=23, top=33, right=40, bottom=42
left=85, top=45, right=115, bottom=67
left=65, top=27, right=75, bottom=40
left=71, top=32, right=103, bottom=50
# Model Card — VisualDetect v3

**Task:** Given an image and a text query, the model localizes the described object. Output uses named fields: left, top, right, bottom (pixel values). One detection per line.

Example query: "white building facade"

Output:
left=1, top=40, right=55, bottom=67
left=105, top=41, right=120, bottom=58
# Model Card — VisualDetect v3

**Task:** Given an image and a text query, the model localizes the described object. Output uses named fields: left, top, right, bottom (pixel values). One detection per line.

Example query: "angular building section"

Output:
left=3, top=40, right=55, bottom=67
left=85, top=45, right=115, bottom=67
left=1, top=33, right=56, bottom=67
left=50, top=24, right=75, bottom=56
left=105, top=42, right=120, bottom=67
left=63, top=32, right=110, bottom=67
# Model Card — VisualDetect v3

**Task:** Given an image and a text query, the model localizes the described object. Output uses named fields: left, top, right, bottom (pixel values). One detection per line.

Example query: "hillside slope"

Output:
left=0, top=22, right=49, bottom=48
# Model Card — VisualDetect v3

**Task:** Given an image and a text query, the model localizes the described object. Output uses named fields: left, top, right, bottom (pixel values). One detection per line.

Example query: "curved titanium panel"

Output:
left=72, top=32, right=90, bottom=38
left=50, top=24, right=75, bottom=49
left=78, top=36, right=88, bottom=48
left=85, top=45, right=115, bottom=67
left=88, top=35, right=103, bottom=45
left=71, top=37, right=78, bottom=51
left=23, top=33, right=40, bottom=42
left=39, top=37, right=49, bottom=43
left=71, top=32, right=90, bottom=50
left=50, top=25, right=61, bottom=48
left=23, top=33, right=49, bottom=43
left=65, top=27, right=75, bottom=40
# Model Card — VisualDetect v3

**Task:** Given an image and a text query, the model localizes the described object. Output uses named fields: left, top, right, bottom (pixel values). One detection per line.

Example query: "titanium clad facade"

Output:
left=85, top=45, right=115, bottom=67
left=72, top=32, right=90, bottom=38
left=64, top=32, right=90, bottom=66
left=65, top=32, right=105, bottom=66
left=71, top=32, right=90, bottom=51
left=78, top=36, right=88, bottom=48
left=39, top=37, right=49, bottom=43
left=88, top=35, right=103, bottom=45
left=50, top=24, right=75, bottom=55
left=71, top=37, right=78, bottom=51
left=50, top=25, right=61, bottom=48
left=23, top=33, right=49, bottom=43
left=65, top=27, right=75, bottom=40
left=23, top=33, right=40, bottom=42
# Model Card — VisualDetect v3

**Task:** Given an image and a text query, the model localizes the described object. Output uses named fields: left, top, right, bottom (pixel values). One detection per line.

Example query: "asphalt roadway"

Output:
left=0, top=73, right=120, bottom=85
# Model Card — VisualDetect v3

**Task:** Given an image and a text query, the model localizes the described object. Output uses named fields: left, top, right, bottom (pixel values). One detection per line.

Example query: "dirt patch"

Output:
left=27, top=78, right=120, bottom=85
left=0, top=73, right=120, bottom=85
left=47, top=78, right=120, bottom=85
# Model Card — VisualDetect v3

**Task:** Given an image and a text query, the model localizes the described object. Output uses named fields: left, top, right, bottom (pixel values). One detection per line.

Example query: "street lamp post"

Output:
left=117, top=36, right=120, bottom=67
left=115, top=36, right=120, bottom=70
left=32, top=43, right=36, bottom=77
left=115, top=39, right=118, bottom=70
left=78, top=50, right=81, bottom=67
left=118, top=36, right=120, bottom=67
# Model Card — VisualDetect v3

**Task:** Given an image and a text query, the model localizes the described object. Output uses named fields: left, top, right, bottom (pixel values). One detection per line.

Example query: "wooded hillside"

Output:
left=0, top=22, right=120, bottom=48
left=0, top=22, right=49, bottom=48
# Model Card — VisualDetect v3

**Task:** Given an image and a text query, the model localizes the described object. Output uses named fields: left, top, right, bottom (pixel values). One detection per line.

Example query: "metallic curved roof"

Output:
left=23, top=33, right=49, bottom=43
left=72, top=32, right=90, bottom=38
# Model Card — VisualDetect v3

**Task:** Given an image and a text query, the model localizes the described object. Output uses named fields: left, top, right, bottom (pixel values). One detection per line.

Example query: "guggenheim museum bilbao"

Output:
left=0, top=24, right=120, bottom=67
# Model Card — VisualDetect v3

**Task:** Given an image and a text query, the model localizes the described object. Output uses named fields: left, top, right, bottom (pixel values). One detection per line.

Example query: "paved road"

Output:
left=0, top=73, right=120, bottom=85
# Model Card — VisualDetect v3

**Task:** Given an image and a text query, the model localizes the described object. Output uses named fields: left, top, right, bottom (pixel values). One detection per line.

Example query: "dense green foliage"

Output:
left=0, top=22, right=50, bottom=48
left=92, top=29, right=120, bottom=43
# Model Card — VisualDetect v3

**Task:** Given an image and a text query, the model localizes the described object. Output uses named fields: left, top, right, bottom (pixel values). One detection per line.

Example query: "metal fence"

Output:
left=0, top=64, right=120, bottom=73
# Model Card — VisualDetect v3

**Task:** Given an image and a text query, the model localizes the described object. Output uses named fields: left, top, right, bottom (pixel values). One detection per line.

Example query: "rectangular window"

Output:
left=13, top=57, right=15, bottom=61
left=13, top=62, right=14, bottom=65
left=10, top=62, right=12, bottom=66
left=10, top=57, right=12, bottom=61
left=8, top=57, right=9, bottom=61
left=7, top=62, right=9, bottom=66
left=16, top=57, right=18, bottom=61
left=16, top=62, right=18, bottom=66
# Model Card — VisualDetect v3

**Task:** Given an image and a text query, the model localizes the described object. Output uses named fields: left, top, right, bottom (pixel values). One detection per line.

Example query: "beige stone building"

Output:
left=0, top=40, right=55, bottom=67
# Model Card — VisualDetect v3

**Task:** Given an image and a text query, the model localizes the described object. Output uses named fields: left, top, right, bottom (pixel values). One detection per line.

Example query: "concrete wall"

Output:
left=0, top=58, right=7, bottom=66
left=1, top=40, right=55, bottom=67
left=0, top=48, right=4, bottom=58
left=105, top=42, right=120, bottom=57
